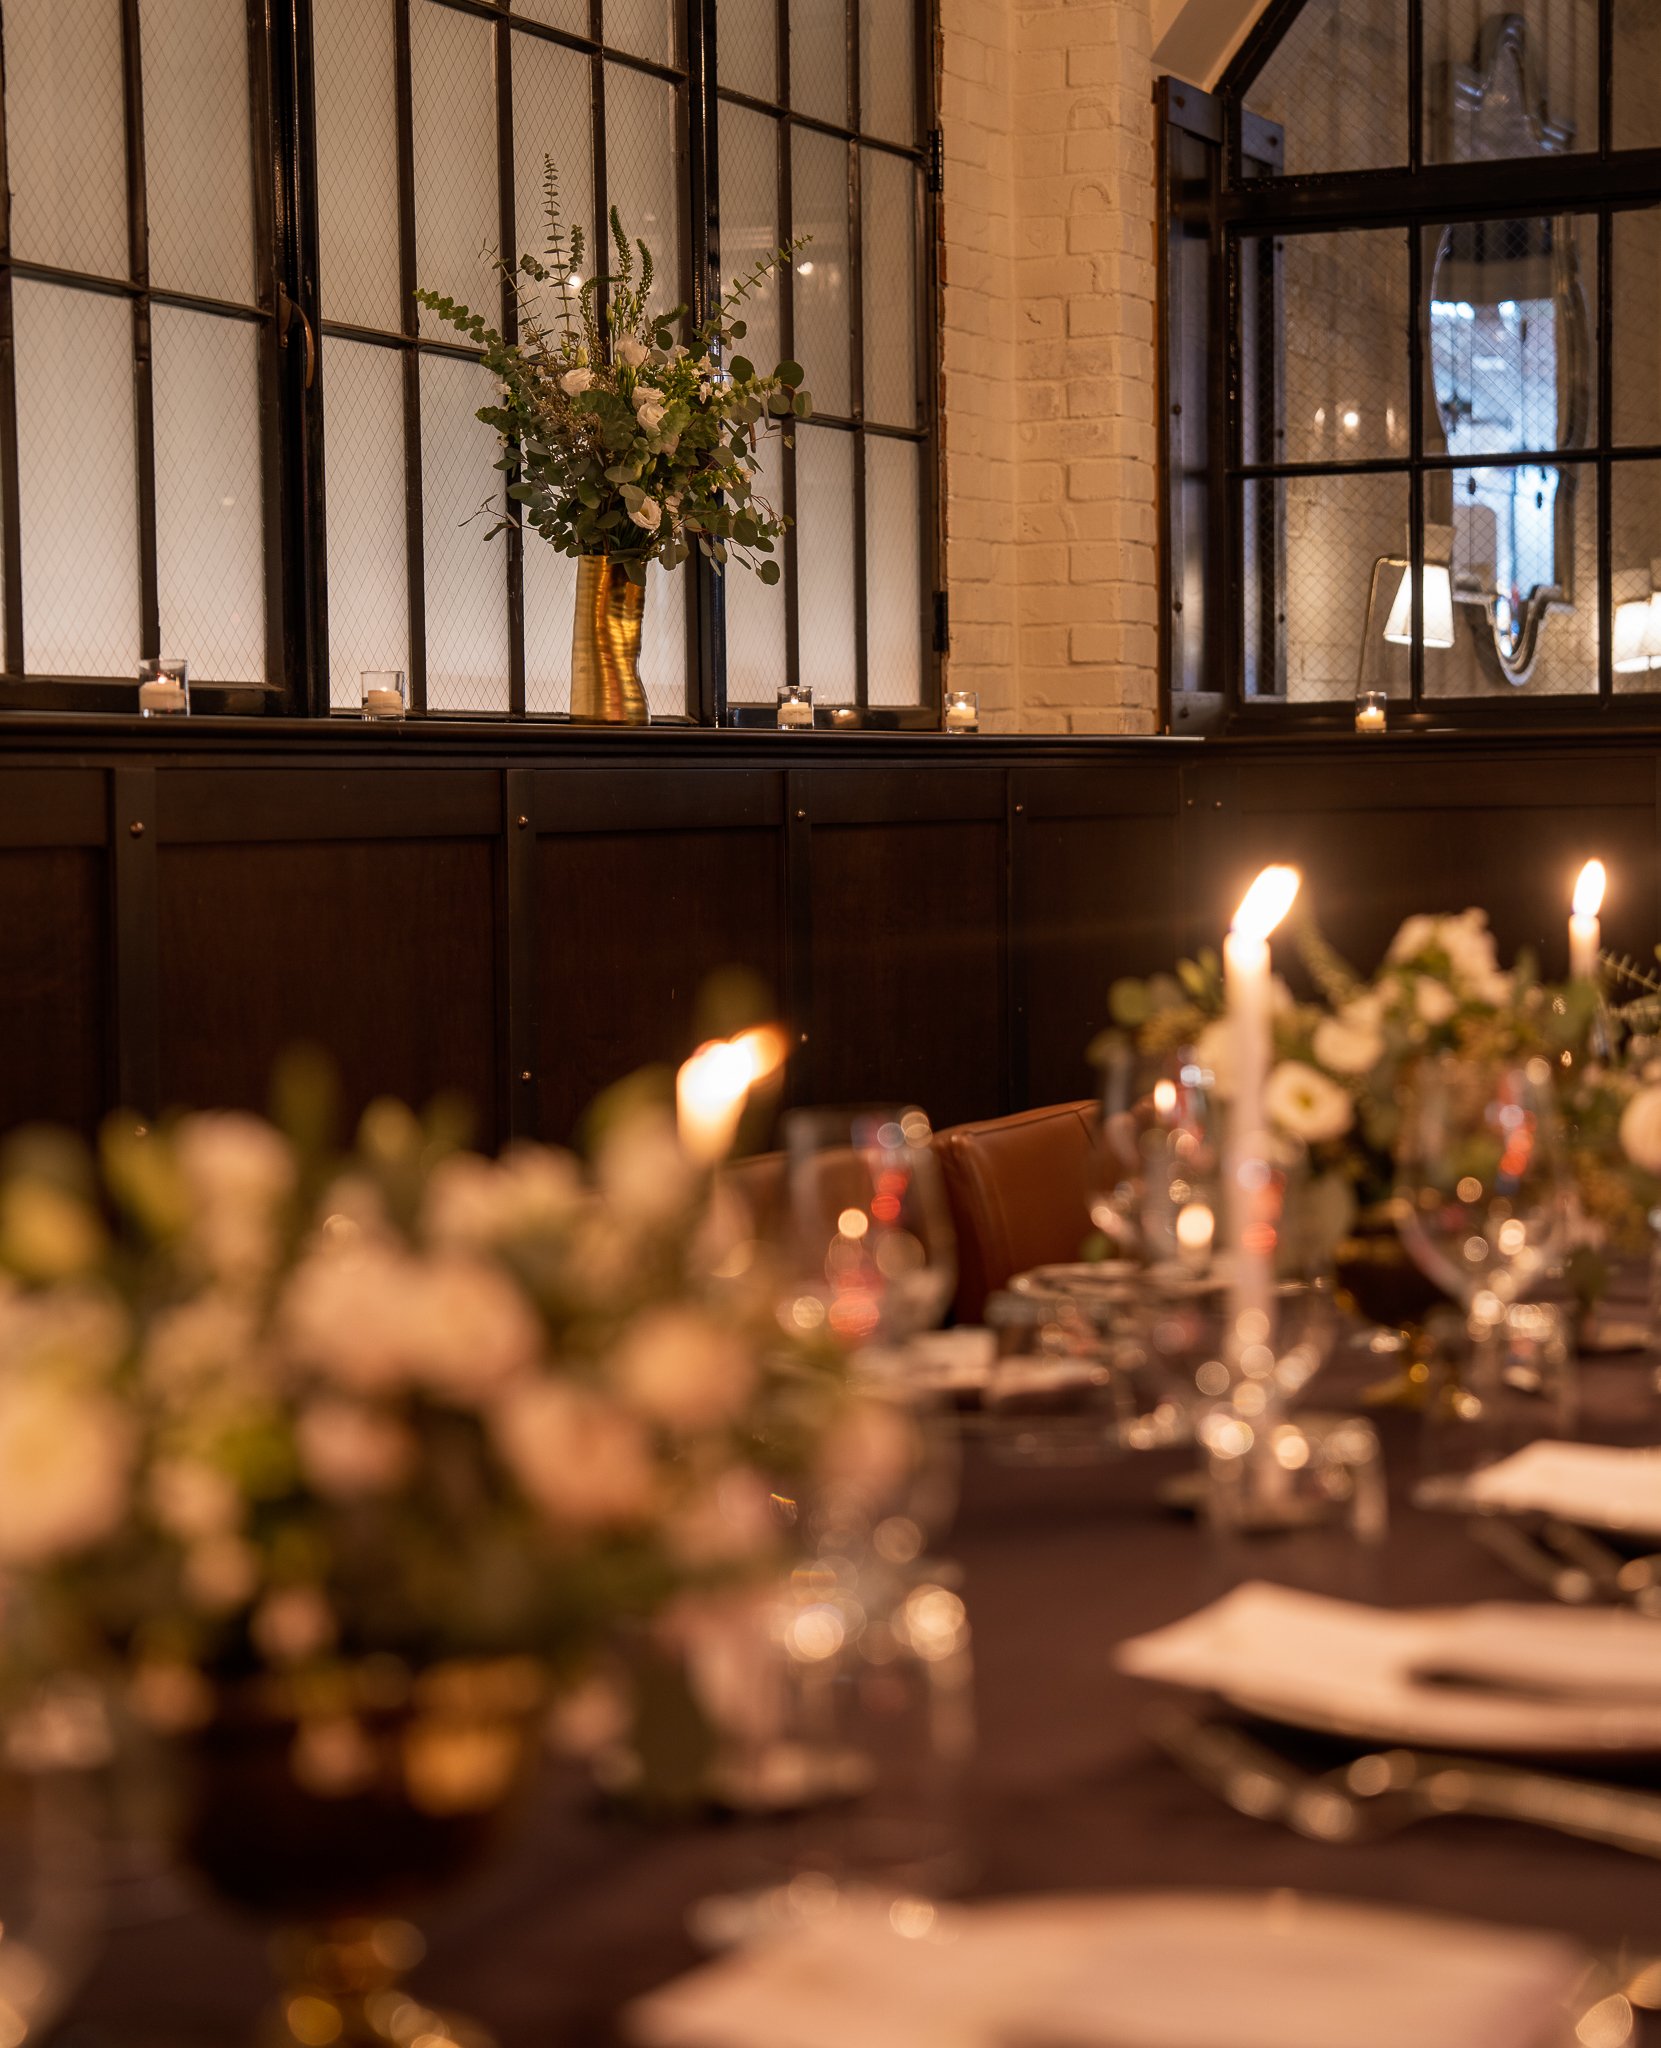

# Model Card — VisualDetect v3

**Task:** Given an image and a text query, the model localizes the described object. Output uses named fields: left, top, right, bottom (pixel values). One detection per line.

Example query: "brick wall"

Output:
left=939, top=0, right=1161, bottom=734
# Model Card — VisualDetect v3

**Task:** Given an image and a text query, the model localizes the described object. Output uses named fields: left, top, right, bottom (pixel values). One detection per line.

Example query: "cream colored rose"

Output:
left=612, top=1304, right=755, bottom=1432
left=629, top=495, right=663, bottom=530
left=296, top=1397, right=414, bottom=1498
left=407, top=1257, right=540, bottom=1401
left=559, top=367, right=594, bottom=396
left=1265, top=1060, right=1354, bottom=1144
left=1191, top=1017, right=1235, bottom=1099
left=0, top=1381, right=131, bottom=1564
left=1312, top=1013, right=1383, bottom=1077
left=493, top=1380, right=657, bottom=1528
left=279, top=1243, right=420, bottom=1393
left=0, top=1180, right=106, bottom=1282
left=614, top=335, right=649, bottom=368
left=149, top=1458, right=241, bottom=1540
left=1414, top=976, right=1459, bottom=1026
left=1388, top=913, right=1440, bottom=964
left=1621, top=1085, right=1661, bottom=1175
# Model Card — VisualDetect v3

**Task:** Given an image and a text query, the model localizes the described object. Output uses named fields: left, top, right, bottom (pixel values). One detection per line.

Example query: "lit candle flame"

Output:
left=1231, top=865, right=1301, bottom=943
left=676, top=1024, right=790, bottom=1165
left=1573, top=859, right=1606, bottom=920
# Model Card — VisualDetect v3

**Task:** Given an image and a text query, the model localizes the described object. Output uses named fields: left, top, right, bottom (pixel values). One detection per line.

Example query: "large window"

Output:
left=0, top=0, right=939, bottom=724
left=1161, top=0, right=1661, bottom=728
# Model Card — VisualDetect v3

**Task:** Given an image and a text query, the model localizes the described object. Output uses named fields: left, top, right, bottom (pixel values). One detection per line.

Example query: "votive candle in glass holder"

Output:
left=137, top=656, right=189, bottom=718
left=943, top=688, right=979, bottom=734
left=361, top=670, right=407, bottom=721
left=1354, top=689, right=1388, bottom=736
left=776, top=682, right=813, bottom=730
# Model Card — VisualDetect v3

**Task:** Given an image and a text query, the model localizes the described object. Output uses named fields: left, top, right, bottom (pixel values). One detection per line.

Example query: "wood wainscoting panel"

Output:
left=156, top=838, right=501, bottom=1144
left=0, top=847, right=108, bottom=1132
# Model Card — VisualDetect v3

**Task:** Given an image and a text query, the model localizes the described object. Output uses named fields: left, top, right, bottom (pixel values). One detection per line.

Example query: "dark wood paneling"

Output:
left=159, top=768, right=500, bottom=842
left=808, top=818, right=1005, bottom=1130
left=528, top=769, right=782, bottom=835
left=156, top=841, right=500, bottom=1143
left=0, top=768, right=106, bottom=846
left=533, top=828, right=785, bottom=1142
left=0, top=848, right=108, bottom=1132
left=1018, top=813, right=1185, bottom=1106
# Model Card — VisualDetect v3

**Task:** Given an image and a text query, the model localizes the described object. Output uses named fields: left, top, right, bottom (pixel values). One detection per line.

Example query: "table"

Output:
left=51, top=1346, right=1661, bottom=2047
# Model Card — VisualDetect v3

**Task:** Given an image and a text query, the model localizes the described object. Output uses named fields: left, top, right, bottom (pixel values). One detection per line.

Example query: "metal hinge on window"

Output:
left=926, top=128, right=944, bottom=194
left=932, top=589, right=950, bottom=653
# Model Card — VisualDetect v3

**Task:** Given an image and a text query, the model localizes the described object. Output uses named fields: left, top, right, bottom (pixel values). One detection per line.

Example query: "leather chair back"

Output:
left=934, top=1100, right=1101, bottom=1323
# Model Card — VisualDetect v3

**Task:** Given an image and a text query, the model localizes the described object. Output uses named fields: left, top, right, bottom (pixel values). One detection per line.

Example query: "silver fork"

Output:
left=1151, top=1704, right=1661, bottom=1857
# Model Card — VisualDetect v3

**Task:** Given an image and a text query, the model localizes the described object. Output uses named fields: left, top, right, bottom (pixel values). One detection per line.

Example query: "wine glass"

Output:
left=779, top=1106, right=957, bottom=1347
left=1394, top=1054, right=1569, bottom=1316
left=1091, top=1044, right=1224, bottom=1271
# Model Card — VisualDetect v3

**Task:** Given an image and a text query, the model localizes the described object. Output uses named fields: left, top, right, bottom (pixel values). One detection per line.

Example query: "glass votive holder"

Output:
left=137, top=656, right=189, bottom=718
left=1202, top=1407, right=1387, bottom=1542
left=1354, top=689, right=1388, bottom=736
left=361, top=670, right=407, bottom=721
left=1420, top=1301, right=1575, bottom=1485
left=776, top=682, right=813, bottom=730
left=943, top=689, right=979, bottom=735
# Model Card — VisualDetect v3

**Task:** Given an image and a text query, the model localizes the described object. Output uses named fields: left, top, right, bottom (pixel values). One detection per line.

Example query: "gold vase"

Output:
left=570, top=554, right=648, bottom=725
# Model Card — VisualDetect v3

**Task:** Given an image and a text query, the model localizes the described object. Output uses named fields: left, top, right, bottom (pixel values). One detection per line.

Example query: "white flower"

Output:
left=183, top=1533, right=259, bottom=1612
left=614, top=335, right=649, bottom=368
left=279, top=1243, right=420, bottom=1395
left=1265, top=1060, right=1354, bottom=1144
left=407, top=1257, right=541, bottom=1402
left=1621, top=1086, right=1661, bottom=1175
left=251, top=1586, right=336, bottom=1664
left=1191, top=1017, right=1235, bottom=1099
left=630, top=495, right=662, bottom=531
left=142, top=1293, right=260, bottom=1401
left=493, top=1380, right=657, bottom=1528
left=1388, top=914, right=1441, bottom=964
left=1312, top=1013, right=1383, bottom=1077
left=696, top=380, right=712, bottom=401
left=296, top=1398, right=414, bottom=1498
left=0, top=1180, right=105, bottom=1281
left=612, top=1305, right=755, bottom=1432
left=559, top=368, right=594, bottom=397
left=175, top=1112, right=295, bottom=1281
left=423, top=1147, right=582, bottom=1251
left=0, top=1382, right=131, bottom=1564
left=149, top=1459, right=241, bottom=1540
left=594, top=1108, right=698, bottom=1229
left=1414, top=976, right=1459, bottom=1026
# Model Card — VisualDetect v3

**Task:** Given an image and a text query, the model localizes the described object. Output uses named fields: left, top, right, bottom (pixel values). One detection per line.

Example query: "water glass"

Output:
left=137, top=656, right=189, bottom=717
left=1203, top=1408, right=1388, bottom=1541
left=776, top=682, right=814, bottom=730
left=360, top=670, right=407, bottom=720
left=1421, top=1300, right=1576, bottom=1482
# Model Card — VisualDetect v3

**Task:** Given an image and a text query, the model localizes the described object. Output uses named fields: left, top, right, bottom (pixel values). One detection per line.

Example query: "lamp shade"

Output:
left=1614, top=596, right=1655, bottom=673
left=1382, top=563, right=1455, bottom=649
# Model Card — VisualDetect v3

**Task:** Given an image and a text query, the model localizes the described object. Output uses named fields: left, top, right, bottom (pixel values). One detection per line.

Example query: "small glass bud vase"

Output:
left=138, top=656, right=190, bottom=718
left=776, top=682, right=813, bottom=730
left=943, top=689, right=979, bottom=735
left=1354, top=689, right=1388, bottom=736
left=361, top=670, right=407, bottom=721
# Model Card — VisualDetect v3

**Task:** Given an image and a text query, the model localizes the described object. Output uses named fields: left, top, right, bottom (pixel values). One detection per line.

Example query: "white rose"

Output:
left=296, top=1397, right=414, bottom=1498
left=175, top=1112, right=294, bottom=1212
left=493, top=1381, right=657, bottom=1528
left=149, top=1458, right=241, bottom=1540
left=1414, top=976, right=1459, bottom=1025
left=0, top=1181, right=105, bottom=1280
left=280, top=1243, right=419, bottom=1394
left=612, top=1305, right=755, bottom=1432
left=1312, top=1013, right=1383, bottom=1077
left=1621, top=1086, right=1661, bottom=1175
left=630, top=495, right=662, bottom=531
left=559, top=368, right=594, bottom=397
left=614, top=335, right=649, bottom=368
left=1191, top=1017, right=1235, bottom=1100
left=0, top=1382, right=132, bottom=1564
left=407, top=1257, right=540, bottom=1401
left=1388, top=914, right=1441, bottom=964
left=423, top=1147, right=582, bottom=1250
left=1265, top=1060, right=1354, bottom=1144
left=594, top=1108, right=698, bottom=1229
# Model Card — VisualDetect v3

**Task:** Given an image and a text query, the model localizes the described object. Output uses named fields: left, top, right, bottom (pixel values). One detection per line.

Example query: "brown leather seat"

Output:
left=934, top=1100, right=1102, bottom=1323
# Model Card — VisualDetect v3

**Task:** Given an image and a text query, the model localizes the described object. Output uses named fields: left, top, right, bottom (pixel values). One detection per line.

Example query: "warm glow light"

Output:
left=1382, top=563, right=1455, bottom=649
left=1175, top=1202, right=1215, bottom=1255
left=1573, top=859, right=1607, bottom=920
left=676, top=1023, right=790, bottom=1165
left=1231, top=864, right=1301, bottom=943
left=1152, top=1079, right=1178, bottom=1117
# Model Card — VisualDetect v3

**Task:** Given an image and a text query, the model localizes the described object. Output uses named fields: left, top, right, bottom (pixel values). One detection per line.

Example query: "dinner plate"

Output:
left=629, top=1888, right=1607, bottom=2048
left=1117, top=1580, right=1661, bottom=1757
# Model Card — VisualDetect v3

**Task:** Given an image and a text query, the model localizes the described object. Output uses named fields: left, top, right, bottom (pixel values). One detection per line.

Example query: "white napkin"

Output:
left=1452, top=1441, right=1661, bottom=1537
left=1116, top=1580, right=1661, bottom=1752
left=625, top=1891, right=1587, bottom=2048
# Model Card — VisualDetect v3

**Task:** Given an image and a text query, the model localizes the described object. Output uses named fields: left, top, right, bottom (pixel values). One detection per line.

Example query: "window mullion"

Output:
left=120, top=0, right=161, bottom=666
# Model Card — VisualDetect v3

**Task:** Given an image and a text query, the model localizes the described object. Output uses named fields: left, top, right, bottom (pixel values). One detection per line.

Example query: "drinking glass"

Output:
left=1420, top=1299, right=1577, bottom=1482
left=779, top=1107, right=956, bottom=1347
left=1091, top=1043, right=1223, bottom=1270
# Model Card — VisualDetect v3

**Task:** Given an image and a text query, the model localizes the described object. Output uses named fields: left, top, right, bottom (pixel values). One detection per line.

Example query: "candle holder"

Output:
left=776, top=682, right=813, bottom=731
left=943, top=689, right=979, bottom=735
left=1354, top=689, right=1388, bottom=736
left=138, top=656, right=190, bottom=718
left=361, top=670, right=407, bottom=721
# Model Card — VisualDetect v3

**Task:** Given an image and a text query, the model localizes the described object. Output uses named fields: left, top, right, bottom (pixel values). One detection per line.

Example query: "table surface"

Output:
left=49, top=1340, right=1661, bottom=2048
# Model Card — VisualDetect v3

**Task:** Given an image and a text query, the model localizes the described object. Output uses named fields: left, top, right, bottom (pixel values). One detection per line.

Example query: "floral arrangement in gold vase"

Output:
left=0, top=1062, right=879, bottom=2039
left=418, top=160, right=811, bottom=725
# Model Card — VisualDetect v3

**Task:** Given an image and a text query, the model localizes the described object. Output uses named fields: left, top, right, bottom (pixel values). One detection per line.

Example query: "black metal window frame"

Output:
left=0, top=0, right=943, bottom=729
left=1159, top=0, right=1661, bottom=735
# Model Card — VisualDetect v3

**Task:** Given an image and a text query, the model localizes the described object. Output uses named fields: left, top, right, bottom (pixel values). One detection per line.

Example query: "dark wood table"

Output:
left=51, top=1345, right=1661, bottom=2047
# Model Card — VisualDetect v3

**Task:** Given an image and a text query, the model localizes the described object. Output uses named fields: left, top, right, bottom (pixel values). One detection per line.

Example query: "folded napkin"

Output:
left=626, top=1890, right=1587, bottom=2048
left=1452, top=1441, right=1661, bottom=1537
left=1116, top=1580, right=1661, bottom=1752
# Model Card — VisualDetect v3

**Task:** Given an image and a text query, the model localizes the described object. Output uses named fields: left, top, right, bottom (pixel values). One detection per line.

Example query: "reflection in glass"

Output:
left=1425, top=0, right=1594, bottom=163
left=1240, top=0, right=1407, bottom=179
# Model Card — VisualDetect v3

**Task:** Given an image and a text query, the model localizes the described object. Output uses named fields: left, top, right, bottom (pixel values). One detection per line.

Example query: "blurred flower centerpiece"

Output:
left=1101, top=908, right=1661, bottom=1367
left=0, top=1067, right=872, bottom=2036
left=417, top=160, right=811, bottom=725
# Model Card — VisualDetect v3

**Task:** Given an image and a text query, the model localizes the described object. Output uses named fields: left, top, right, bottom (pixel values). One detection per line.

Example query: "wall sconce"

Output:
left=1613, top=565, right=1661, bottom=674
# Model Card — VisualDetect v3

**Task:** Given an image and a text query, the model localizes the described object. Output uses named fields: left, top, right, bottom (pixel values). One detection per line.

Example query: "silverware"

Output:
left=1152, top=1704, right=1661, bottom=1858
